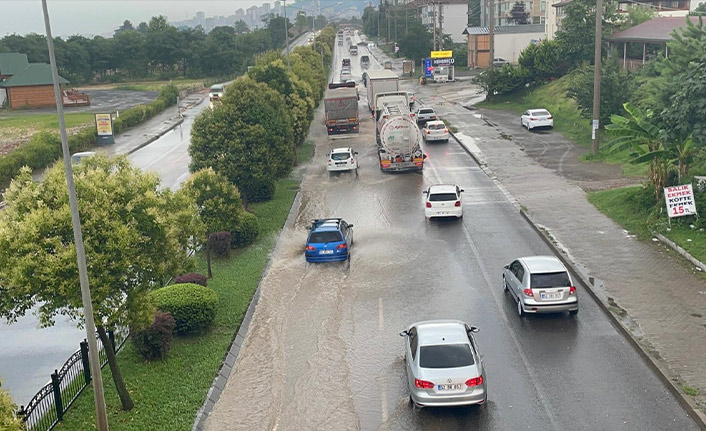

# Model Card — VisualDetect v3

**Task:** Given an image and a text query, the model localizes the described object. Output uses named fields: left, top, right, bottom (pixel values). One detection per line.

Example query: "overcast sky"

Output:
left=1, top=1, right=269, bottom=37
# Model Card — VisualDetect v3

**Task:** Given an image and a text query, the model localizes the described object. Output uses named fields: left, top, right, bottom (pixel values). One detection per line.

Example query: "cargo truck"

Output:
left=365, top=70, right=399, bottom=113
left=324, top=84, right=359, bottom=135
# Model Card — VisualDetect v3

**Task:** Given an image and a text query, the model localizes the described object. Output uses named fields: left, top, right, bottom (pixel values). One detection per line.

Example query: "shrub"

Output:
left=0, top=379, right=23, bottom=431
left=181, top=168, right=243, bottom=234
left=472, top=65, right=530, bottom=97
left=231, top=210, right=259, bottom=247
left=173, top=272, right=208, bottom=287
left=242, top=177, right=277, bottom=202
left=131, top=311, right=177, bottom=360
left=209, top=231, right=231, bottom=257
left=151, top=283, right=218, bottom=334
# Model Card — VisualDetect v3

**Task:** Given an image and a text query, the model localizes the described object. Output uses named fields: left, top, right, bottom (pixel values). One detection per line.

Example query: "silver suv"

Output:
left=503, top=256, right=578, bottom=317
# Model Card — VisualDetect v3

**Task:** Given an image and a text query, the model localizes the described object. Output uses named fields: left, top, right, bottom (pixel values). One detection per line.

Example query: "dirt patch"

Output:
left=0, top=125, right=91, bottom=156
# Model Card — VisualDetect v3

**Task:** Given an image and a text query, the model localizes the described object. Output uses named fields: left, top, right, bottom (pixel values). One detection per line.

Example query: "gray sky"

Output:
left=1, top=1, right=268, bottom=37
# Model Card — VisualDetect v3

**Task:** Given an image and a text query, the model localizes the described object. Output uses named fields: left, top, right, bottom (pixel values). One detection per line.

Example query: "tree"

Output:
left=0, top=379, right=22, bottom=431
left=113, top=30, right=148, bottom=78
left=114, top=20, right=134, bottom=36
left=469, top=0, right=482, bottom=26
left=180, top=168, right=244, bottom=235
left=190, top=76, right=292, bottom=201
left=510, top=2, right=530, bottom=25
left=362, top=6, right=379, bottom=37
left=396, top=18, right=433, bottom=61
left=555, top=0, right=620, bottom=69
left=146, top=16, right=183, bottom=75
left=137, top=22, right=149, bottom=35
left=0, top=156, right=203, bottom=411
left=295, top=11, right=309, bottom=34
left=234, top=20, right=250, bottom=34
left=518, top=40, right=565, bottom=80
left=691, top=2, right=706, bottom=15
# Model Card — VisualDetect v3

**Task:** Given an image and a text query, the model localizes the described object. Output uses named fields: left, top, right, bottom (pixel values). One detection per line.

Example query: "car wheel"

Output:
left=569, top=308, right=579, bottom=317
left=503, top=276, right=508, bottom=292
left=517, top=299, right=524, bottom=317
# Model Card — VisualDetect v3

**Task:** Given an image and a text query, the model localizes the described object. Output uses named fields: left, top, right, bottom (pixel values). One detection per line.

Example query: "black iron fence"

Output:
left=17, top=327, right=129, bottom=431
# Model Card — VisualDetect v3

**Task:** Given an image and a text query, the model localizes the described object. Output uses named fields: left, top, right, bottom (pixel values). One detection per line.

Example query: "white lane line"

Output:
left=426, top=159, right=560, bottom=431
left=378, top=297, right=384, bottom=331
left=381, top=381, right=388, bottom=422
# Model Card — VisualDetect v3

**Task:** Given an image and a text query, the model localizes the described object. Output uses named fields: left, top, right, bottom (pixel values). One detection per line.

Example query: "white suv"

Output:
left=327, top=147, right=358, bottom=172
left=424, top=184, right=464, bottom=219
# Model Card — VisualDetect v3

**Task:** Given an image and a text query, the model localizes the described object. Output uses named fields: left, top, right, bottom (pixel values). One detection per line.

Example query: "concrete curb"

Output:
left=191, top=188, right=305, bottom=431
left=447, top=129, right=706, bottom=430
left=124, top=116, right=185, bottom=156
left=656, top=233, right=706, bottom=273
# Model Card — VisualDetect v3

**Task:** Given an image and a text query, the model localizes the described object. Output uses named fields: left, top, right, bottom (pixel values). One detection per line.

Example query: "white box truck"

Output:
left=365, top=70, right=399, bottom=113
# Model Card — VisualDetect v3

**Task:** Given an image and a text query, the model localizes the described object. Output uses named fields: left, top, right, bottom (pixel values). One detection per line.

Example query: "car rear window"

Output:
left=331, top=152, right=351, bottom=161
left=532, top=110, right=550, bottom=117
left=309, top=231, right=343, bottom=243
left=428, top=123, right=445, bottom=130
left=419, top=109, right=434, bottom=114
left=530, top=271, right=571, bottom=288
left=419, top=344, right=474, bottom=368
left=429, top=192, right=457, bottom=202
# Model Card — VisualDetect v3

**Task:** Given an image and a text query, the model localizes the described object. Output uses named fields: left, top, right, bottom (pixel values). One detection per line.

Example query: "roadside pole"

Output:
left=41, top=1, right=109, bottom=430
left=591, top=0, right=603, bottom=156
left=489, top=0, right=494, bottom=70
left=284, top=0, right=291, bottom=71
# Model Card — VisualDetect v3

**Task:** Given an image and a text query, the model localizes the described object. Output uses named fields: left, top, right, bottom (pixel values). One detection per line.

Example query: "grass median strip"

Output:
left=54, top=157, right=310, bottom=431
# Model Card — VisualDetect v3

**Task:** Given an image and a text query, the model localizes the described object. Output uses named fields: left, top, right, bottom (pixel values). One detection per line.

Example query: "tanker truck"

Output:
left=376, top=98, right=425, bottom=172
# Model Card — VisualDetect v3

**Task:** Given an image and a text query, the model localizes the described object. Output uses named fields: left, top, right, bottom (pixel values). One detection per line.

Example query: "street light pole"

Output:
left=40, top=1, right=109, bottom=430
left=591, top=0, right=603, bottom=155
left=284, top=0, right=291, bottom=71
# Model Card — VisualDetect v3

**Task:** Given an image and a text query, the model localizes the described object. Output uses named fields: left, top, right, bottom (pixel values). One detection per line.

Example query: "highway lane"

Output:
left=203, top=35, right=699, bottom=430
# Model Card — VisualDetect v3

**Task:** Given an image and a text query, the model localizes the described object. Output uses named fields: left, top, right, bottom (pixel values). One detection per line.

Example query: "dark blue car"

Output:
left=305, top=218, right=353, bottom=262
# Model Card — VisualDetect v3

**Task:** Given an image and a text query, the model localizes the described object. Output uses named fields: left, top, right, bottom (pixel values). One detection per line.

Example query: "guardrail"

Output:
left=17, top=327, right=129, bottom=431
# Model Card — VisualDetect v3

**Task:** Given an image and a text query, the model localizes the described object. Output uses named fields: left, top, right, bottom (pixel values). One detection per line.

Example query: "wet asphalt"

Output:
left=203, top=40, right=700, bottom=431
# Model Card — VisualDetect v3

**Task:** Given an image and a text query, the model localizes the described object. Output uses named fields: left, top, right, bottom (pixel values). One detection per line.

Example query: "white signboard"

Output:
left=664, top=184, right=697, bottom=218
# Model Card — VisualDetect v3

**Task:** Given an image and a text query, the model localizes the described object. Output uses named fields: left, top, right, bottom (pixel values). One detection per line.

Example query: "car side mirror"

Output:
left=399, top=330, right=409, bottom=337
left=348, top=224, right=354, bottom=228
left=354, top=151, right=359, bottom=155
left=504, top=264, right=509, bottom=269
left=423, top=154, right=428, bottom=159
left=422, top=190, right=428, bottom=194
left=460, top=189, right=465, bottom=193
left=469, top=326, right=480, bottom=333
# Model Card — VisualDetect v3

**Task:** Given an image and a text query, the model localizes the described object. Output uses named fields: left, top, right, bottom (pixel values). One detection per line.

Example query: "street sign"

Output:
left=424, top=58, right=433, bottom=77
left=395, top=45, right=399, bottom=53
left=664, top=184, right=697, bottom=218
left=431, top=50, right=453, bottom=58
left=94, top=113, right=114, bottom=144
left=432, top=57, right=455, bottom=65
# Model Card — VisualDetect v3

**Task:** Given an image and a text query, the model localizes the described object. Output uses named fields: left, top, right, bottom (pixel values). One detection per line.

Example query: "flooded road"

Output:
left=203, top=40, right=699, bottom=430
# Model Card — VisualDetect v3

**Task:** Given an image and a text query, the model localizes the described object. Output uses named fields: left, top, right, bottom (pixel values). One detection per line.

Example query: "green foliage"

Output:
left=151, top=283, right=218, bottom=335
left=173, top=273, right=208, bottom=287
left=566, top=58, right=636, bottom=125
left=209, top=232, right=231, bottom=258
left=555, top=0, right=620, bottom=69
left=472, top=65, right=530, bottom=96
left=518, top=40, right=565, bottom=81
left=232, top=211, right=260, bottom=248
left=180, top=168, right=244, bottom=235
left=0, top=379, right=23, bottom=431
left=131, top=311, right=176, bottom=360
left=189, top=76, right=292, bottom=202
left=692, top=2, right=706, bottom=14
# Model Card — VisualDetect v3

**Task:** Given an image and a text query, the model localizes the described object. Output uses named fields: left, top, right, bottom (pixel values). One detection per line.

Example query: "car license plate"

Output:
left=436, top=211, right=449, bottom=215
left=438, top=384, right=462, bottom=390
left=320, top=250, right=334, bottom=255
left=336, top=162, right=346, bottom=166
left=541, top=292, right=561, bottom=300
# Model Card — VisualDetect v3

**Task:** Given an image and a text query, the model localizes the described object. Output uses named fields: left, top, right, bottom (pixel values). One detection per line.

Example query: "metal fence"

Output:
left=17, top=327, right=129, bottom=431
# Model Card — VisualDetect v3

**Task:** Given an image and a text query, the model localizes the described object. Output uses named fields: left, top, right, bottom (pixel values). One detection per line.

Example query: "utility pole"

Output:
left=41, top=1, right=109, bottom=430
left=284, top=0, right=291, bottom=71
left=438, top=2, right=444, bottom=50
left=489, top=0, right=495, bottom=69
left=405, top=4, right=408, bottom=36
left=394, top=4, right=397, bottom=42
left=432, top=1, right=437, bottom=51
left=591, top=0, right=603, bottom=155
left=378, top=0, right=381, bottom=38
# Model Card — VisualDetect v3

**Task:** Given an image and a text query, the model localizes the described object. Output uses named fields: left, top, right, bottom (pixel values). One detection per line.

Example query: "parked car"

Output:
left=70, top=151, right=96, bottom=165
left=424, top=184, right=463, bottom=219
left=400, top=320, right=486, bottom=408
left=422, top=120, right=449, bottom=143
left=305, top=218, right=353, bottom=262
left=327, top=147, right=358, bottom=172
left=503, top=255, right=579, bottom=317
left=209, top=84, right=225, bottom=102
left=520, top=109, right=554, bottom=131
left=415, top=107, right=438, bottom=126
left=492, top=57, right=508, bottom=67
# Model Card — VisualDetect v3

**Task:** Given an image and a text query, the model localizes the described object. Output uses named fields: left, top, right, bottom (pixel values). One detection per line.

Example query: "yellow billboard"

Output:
left=431, top=50, right=453, bottom=58
left=95, top=113, right=113, bottom=136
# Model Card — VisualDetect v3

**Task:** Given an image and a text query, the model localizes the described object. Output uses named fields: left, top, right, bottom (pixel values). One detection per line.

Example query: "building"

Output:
left=274, top=1, right=282, bottom=15
left=0, top=53, right=72, bottom=109
left=195, top=11, right=205, bottom=24
left=235, top=8, right=246, bottom=20
left=408, top=0, right=470, bottom=44
left=609, top=16, right=701, bottom=70
left=547, top=0, right=568, bottom=39
left=480, top=0, right=547, bottom=26
left=463, top=24, right=546, bottom=68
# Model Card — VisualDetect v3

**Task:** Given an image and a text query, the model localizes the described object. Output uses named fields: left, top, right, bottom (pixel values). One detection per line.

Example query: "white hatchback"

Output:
left=422, top=120, right=449, bottom=143
left=521, top=109, right=554, bottom=131
left=424, top=184, right=463, bottom=219
left=327, top=147, right=358, bottom=172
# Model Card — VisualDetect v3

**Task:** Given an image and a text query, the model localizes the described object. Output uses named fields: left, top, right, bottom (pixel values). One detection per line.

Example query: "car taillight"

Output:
left=410, top=113, right=415, bottom=118
left=454, top=201, right=461, bottom=207
left=426, top=202, right=432, bottom=208
left=569, top=286, right=576, bottom=295
left=415, top=378, right=434, bottom=389
left=415, top=161, right=423, bottom=166
left=548, top=116, right=553, bottom=119
left=336, top=243, right=347, bottom=250
left=350, top=158, right=355, bottom=163
left=425, top=130, right=431, bottom=134
left=306, top=245, right=316, bottom=251
left=530, top=117, right=537, bottom=121
left=444, top=128, right=448, bottom=133
left=465, top=376, right=484, bottom=387
left=523, top=288, right=534, bottom=297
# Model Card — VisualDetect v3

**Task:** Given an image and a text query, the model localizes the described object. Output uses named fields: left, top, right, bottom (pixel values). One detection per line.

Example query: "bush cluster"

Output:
left=173, top=272, right=208, bottom=287
left=131, top=311, right=177, bottom=360
left=209, top=231, right=231, bottom=257
left=232, top=211, right=259, bottom=247
left=0, top=378, right=23, bottom=431
left=151, top=283, right=218, bottom=335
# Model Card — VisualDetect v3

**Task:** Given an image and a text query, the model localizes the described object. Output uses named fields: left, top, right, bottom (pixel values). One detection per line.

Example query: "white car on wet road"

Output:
left=521, top=109, right=554, bottom=131
left=327, top=147, right=358, bottom=173
left=422, top=120, right=449, bottom=143
left=400, top=320, right=487, bottom=408
left=424, top=184, right=463, bottom=219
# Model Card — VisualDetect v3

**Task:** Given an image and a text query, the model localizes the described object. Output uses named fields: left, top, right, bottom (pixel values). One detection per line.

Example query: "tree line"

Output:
left=0, top=14, right=306, bottom=84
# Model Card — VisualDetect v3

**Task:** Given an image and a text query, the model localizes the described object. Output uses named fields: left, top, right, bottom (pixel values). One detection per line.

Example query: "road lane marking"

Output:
left=426, top=157, right=561, bottom=430
left=381, top=380, right=388, bottom=422
left=378, top=297, right=384, bottom=331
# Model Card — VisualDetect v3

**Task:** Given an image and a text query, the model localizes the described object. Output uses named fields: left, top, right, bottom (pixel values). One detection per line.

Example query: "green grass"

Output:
left=683, top=385, right=701, bottom=397
left=54, top=158, right=310, bottom=431
left=0, top=112, right=95, bottom=141
left=476, top=75, right=647, bottom=178
left=589, top=185, right=706, bottom=263
left=113, top=79, right=205, bottom=93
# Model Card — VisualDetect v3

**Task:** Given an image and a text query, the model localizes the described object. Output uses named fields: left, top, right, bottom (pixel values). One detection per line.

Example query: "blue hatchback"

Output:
left=305, top=218, right=354, bottom=262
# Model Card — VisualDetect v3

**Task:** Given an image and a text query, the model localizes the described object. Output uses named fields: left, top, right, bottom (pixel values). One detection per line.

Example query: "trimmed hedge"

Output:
left=232, top=211, right=259, bottom=248
left=131, top=311, right=177, bottom=360
left=0, top=84, right=179, bottom=189
left=151, top=283, right=218, bottom=335
left=173, top=272, right=208, bottom=287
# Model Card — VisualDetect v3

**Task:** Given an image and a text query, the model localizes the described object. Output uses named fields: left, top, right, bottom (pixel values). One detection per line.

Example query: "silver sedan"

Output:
left=400, top=320, right=487, bottom=408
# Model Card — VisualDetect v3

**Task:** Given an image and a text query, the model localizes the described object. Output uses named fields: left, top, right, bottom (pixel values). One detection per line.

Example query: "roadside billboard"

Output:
left=664, top=184, right=697, bottom=218
left=95, top=113, right=114, bottom=144
left=430, top=50, right=453, bottom=58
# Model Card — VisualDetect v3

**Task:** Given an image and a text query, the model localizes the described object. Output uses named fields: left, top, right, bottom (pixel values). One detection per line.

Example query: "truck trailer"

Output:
left=324, top=86, right=359, bottom=135
left=376, top=97, right=424, bottom=172
left=365, top=70, right=399, bottom=113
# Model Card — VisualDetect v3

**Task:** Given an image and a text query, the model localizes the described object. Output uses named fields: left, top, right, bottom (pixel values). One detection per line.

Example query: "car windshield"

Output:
left=530, top=271, right=571, bottom=288
left=429, top=192, right=457, bottom=202
left=532, top=110, right=550, bottom=117
left=309, top=231, right=343, bottom=244
left=419, top=344, right=474, bottom=368
left=428, top=123, right=445, bottom=130
left=210, top=86, right=223, bottom=92
left=331, top=152, right=351, bottom=161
